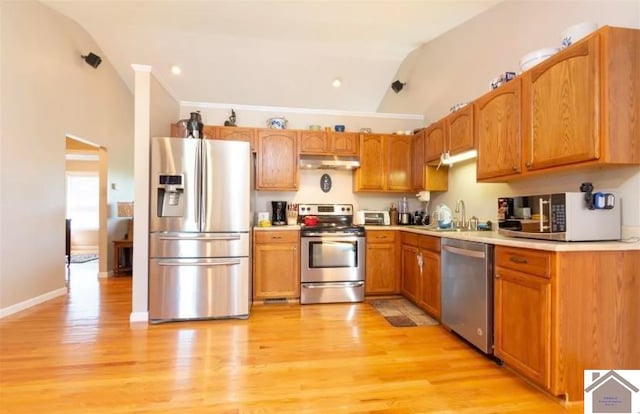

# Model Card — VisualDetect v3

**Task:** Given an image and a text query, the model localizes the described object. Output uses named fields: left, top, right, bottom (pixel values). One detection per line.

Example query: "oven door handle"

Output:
left=301, top=234, right=362, bottom=239
left=302, top=282, right=364, bottom=289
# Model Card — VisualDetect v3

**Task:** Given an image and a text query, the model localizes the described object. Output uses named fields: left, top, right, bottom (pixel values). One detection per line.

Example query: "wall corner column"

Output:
left=130, top=64, right=151, bottom=324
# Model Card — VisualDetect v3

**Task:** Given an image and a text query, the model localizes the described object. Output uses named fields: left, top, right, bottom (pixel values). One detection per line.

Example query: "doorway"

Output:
left=65, top=136, right=108, bottom=277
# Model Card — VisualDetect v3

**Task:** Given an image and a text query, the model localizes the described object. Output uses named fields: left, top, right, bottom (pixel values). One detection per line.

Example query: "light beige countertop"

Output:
left=252, top=224, right=639, bottom=251
left=254, top=225, right=301, bottom=231
left=365, top=225, right=640, bottom=252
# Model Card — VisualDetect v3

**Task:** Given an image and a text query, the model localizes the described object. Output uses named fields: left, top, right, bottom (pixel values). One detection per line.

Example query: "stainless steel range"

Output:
left=298, top=204, right=365, bottom=304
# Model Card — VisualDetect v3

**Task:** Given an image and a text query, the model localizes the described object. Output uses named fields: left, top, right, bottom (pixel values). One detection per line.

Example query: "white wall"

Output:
left=378, top=0, right=640, bottom=237
left=0, top=1, right=134, bottom=314
left=179, top=103, right=423, bottom=135
left=179, top=103, right=426, bottom=217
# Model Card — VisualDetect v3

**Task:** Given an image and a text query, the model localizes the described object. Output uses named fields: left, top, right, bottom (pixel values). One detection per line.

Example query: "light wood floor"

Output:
left=0, top=263, right=584, bottom=413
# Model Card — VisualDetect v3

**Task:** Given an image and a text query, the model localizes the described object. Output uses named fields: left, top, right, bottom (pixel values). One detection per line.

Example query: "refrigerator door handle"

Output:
left=194, top=141, right=202, bottom=229
left=157, top=234, right=243, bottom=241
left=157, top=259, right=241, bottom=267
left=200, top=141, right=207, bottom=230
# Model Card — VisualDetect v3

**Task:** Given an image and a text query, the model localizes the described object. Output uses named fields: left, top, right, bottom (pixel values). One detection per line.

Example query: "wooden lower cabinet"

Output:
left=494, top=246, right=640, bottom=401
left=365, top=231, right=399, bottom=295
left=400, top=233, right=441, bottom=319
left=494, top=246, right=553, bottom=391
left=253, top=231, right=300, bottom=300
left=494, top=265, right=551, bottom=389
left=400, top=243, right=420, bottom=304
left=417, top=249, right=440, bottom=319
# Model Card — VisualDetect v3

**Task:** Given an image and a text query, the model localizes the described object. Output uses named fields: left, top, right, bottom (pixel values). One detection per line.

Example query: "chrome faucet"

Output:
left=455, top=199, right=466, bottom=229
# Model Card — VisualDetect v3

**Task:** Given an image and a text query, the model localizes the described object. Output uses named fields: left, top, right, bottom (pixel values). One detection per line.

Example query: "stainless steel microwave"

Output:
left=497, top=192, right=621, bottom=241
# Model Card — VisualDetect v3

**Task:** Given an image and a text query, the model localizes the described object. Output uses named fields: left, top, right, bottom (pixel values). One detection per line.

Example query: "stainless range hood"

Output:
left=299, top=154, right=360, bottom=170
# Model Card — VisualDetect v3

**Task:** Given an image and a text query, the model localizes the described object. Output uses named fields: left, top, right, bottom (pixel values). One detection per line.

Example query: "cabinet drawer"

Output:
left=255, top=230, right=299, bottom=244
left=401, top=232, right=418, bottom=246
left=495, top=246, right=553, bottom=279
left=418, top=235, right=440, bottom=252
left=366, top=230, right=396, bottom=242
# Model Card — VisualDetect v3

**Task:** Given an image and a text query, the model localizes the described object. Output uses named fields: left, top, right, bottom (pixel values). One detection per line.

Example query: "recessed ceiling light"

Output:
left=332, top=78, right=342, bottom=88
left=171, top=65, right=182, bottom=75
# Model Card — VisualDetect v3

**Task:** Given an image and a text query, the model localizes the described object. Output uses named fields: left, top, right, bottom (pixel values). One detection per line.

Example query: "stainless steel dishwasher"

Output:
left=441, top=238, right=494, bottom=354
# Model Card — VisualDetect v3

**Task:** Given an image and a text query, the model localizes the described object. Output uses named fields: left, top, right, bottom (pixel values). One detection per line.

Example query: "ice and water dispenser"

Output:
left=156, top=174, right=185, bottom=217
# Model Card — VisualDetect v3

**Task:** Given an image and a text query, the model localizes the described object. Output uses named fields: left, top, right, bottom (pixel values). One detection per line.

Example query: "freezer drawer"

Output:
left=150, top=232, right=249, bottom=258
left=149, top=257, right=250, bottom=322
left=300, top=281, right=364, bottom=304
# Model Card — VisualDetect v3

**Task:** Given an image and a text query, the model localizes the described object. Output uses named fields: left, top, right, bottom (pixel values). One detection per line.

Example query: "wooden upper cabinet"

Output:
left=475, top=78, right=522, bottom=181
left=215, top=126, right=256, bottom=150
left=331, top=132, right=359, bottom=155
left=299, top=131, right=330, bottom=154
left=300, top=131, right=358, bottom=156
left=256, top=130, right=299, bottom=191
left=522, top=27, right=640, bottom=172
left=386, top=135, right=412, bottom=191
left=424, top=105, right=474, bottom=164
left=523, top=35, right=599, bottom=171
left=446, top=103, right=475, bottom=155
left=424, top=121, right=445, bottom=163
left=411, top=129, right=425, bottom=190
left=354, top=134, right=412, bottom=192
left=354, top=134, right=386, bottom=191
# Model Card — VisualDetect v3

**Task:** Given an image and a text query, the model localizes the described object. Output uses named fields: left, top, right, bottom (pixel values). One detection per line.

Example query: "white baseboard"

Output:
left=130, top=311, right=149, bottom=324
left=98, top=271, right=111, bottom=279
left=0, top=287, right=67, bottom=318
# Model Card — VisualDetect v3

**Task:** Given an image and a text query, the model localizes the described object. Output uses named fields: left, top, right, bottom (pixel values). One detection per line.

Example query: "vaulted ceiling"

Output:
left=43, top=0, right=499, bottom=112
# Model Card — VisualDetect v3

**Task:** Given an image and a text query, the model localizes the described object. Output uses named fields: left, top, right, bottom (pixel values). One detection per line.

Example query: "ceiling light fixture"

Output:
left=81, top=52, right=102, bottom=69
left=391, top=80, right=406, bottom=93
left=332, top=78, right=342, bottom=88
left=171, top=65, right=182, bottom=75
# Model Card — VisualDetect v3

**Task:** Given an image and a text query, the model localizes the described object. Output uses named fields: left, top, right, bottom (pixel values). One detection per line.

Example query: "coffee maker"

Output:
left=271, top=201, right=287, bottom=225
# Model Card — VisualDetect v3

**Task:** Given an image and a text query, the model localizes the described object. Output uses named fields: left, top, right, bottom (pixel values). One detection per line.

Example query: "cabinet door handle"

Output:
left=525, top=161, right=532, bottom=168
left=495, top=273, right=501, bottom=279
left=512, top=165, right=517, bottom=171
left=509, top=256, right=528, bottom=264
left=271, top=236, right=282, bottom=239
left=376, top=235, right=388, bottom=239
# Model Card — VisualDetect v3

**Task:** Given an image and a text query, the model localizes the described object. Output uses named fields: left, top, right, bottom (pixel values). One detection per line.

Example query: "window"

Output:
left=66, top=173, right=99, bottom=230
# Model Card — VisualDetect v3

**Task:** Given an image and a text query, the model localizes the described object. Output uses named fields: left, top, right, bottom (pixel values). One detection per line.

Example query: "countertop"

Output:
left=366, top=225, right=640, bottom=252
left=254, top=225, right=301, bottom=231
left=253, top=224, right=640, bottom=251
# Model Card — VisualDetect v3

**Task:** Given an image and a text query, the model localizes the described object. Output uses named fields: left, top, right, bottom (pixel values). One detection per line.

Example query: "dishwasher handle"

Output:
left=443, top=244, right=486, bottom=259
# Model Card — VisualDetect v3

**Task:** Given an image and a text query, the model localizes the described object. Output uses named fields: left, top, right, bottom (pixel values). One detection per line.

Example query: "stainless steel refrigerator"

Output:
left=149, top=137, right=252, bottom=323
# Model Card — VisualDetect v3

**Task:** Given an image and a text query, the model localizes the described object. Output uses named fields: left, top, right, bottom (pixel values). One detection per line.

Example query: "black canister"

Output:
left=186, top=112, right=204, bottom=139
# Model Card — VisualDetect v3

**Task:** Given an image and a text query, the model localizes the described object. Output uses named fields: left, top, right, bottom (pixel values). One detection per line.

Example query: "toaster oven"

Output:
left=355, top=210, right=390, bottom=226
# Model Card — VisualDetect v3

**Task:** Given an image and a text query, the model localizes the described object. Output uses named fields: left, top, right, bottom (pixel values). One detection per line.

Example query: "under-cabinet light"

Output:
left=441, top=150, right=477, bottom=165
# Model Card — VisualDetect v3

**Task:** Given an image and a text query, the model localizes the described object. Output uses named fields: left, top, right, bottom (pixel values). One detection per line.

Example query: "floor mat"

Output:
left=70, top=254, right=98, bottom=264
left=368, top=298, right=439, bottom=327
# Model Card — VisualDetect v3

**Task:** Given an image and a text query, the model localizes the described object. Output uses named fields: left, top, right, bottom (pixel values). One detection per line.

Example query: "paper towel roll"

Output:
left=416, top=191, right=431, bottom=202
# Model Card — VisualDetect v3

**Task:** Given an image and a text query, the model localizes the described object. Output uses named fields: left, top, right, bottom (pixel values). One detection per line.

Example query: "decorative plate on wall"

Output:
left=320, top=173, right=332, bottom=193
